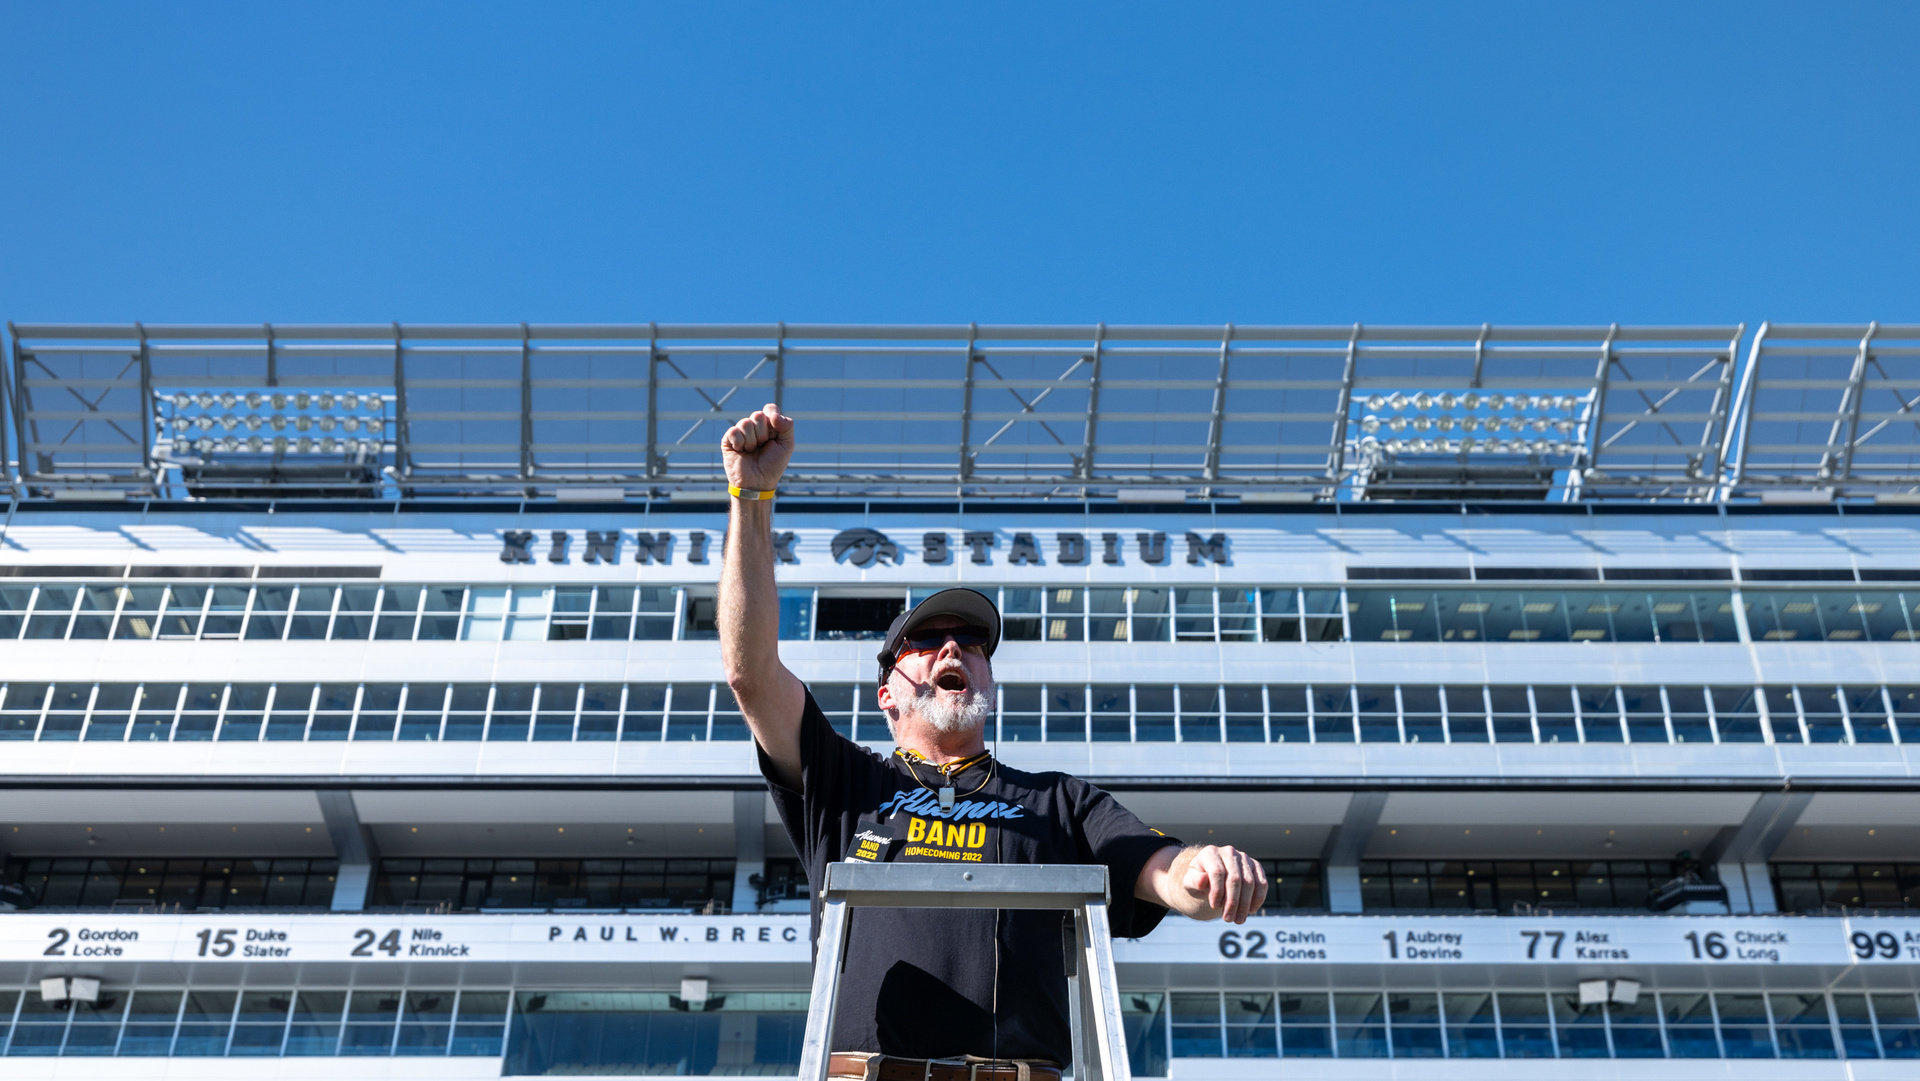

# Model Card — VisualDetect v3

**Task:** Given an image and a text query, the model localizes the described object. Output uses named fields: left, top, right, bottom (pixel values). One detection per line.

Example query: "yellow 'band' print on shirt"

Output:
left=905, top=817, right=987, bottom=849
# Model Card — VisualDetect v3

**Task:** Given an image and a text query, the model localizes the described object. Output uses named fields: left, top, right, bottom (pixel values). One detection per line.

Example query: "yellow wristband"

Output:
left=729, top=485, right=776, bottom=501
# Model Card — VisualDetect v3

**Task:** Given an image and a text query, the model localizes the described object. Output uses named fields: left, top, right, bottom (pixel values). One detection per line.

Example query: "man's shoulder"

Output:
left=994, top=761, right=1099, bottom=797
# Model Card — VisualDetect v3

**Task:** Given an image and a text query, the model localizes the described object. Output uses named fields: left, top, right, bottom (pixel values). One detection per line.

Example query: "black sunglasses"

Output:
left=898, top=624, right=992, bottom=654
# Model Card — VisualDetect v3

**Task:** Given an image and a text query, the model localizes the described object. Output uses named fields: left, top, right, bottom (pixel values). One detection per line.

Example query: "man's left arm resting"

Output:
left=1135, top=843, right=1269, bottom=925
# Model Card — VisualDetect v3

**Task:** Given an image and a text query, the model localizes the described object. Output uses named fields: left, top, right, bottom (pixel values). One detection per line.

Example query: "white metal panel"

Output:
left=1380, top=791, right=1760, bottom=827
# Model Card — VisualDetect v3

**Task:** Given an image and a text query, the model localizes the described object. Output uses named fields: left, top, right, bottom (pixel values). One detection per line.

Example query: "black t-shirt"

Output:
left=759, top=688, right=1182, bottom=1065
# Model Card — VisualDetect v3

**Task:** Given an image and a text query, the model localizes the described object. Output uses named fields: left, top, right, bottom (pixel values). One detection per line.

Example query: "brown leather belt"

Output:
left=828, top=1051, right=1062, bottom=1081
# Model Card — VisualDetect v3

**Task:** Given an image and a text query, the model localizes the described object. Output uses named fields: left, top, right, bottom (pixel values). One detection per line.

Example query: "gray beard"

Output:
left=896, top=680, right=994, bottom=736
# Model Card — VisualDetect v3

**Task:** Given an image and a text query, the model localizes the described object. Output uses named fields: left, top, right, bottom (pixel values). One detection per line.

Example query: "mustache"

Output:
left=914, top=658, right=973, bottom=694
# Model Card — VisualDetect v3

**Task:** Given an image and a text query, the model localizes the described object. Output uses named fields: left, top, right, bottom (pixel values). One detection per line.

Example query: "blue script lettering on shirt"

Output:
left=873, top=788, right=1028, bottom=820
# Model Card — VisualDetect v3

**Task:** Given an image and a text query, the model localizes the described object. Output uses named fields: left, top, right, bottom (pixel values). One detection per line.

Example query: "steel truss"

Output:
left=4, top=321, right=1898, bottom=502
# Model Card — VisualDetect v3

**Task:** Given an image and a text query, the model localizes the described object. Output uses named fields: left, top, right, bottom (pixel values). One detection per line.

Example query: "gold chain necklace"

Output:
left=896, top=748, right=994, bottom=811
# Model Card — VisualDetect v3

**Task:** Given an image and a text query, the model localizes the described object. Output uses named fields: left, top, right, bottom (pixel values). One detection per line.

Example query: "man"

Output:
left=719, top=402, right=1267, bottom=1080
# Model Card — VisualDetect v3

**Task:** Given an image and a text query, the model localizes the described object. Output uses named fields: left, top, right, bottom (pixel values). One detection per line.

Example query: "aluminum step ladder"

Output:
left=796, top=862, right=1132, bottom=1081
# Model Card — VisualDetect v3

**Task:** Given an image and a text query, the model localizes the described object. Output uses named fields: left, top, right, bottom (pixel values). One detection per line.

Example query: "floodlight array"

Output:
left=1350, top=390, right=1594, bottom=459
left=153, top=389, right=392, bottom=459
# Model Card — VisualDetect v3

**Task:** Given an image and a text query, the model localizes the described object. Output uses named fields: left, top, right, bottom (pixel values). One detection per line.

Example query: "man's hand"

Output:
left=722, top=403, right=794, bottom=493
left=1136, top=843, right=1269, bottom=924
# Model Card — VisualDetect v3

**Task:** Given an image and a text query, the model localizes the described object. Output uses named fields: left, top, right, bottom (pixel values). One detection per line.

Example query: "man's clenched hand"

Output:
left=1137, top=843, right=1269, bottom=924
left=722, top=403, right=794, bottom=493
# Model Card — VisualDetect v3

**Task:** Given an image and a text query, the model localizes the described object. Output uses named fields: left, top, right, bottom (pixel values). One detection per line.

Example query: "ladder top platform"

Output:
left=820, top=862, right=1111, bottom=910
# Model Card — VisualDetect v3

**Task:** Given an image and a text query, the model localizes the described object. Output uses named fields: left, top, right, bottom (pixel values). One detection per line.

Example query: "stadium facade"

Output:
left=2, top=321, right=1919, bottom=1079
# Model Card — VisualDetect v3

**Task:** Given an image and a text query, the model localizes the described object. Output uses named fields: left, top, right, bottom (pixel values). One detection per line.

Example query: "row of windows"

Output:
left=1145, top=989, right=1920, bottom=1064
left=1775, top=863, right=1920, bottom=912
left=1358, top=860, right=1693, bottom=912
left=6, top=680, right=1918, bottom=746
left=0, top=986, right=803, bottom=1075
left=3, top=858, right=338, bottom=910
left=0, top=987, right=507, bottom=1058
left=9, top=580, right=1920, bottom=645
left=13, top=984, right=1917, bottom=1071
left=373, top=858, right=736, bottom=912
left=0, top=858, right=735, bottom=914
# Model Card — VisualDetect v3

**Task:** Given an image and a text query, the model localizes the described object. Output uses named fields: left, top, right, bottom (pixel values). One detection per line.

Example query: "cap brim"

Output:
left=886, top=587, right=1002, bottom=661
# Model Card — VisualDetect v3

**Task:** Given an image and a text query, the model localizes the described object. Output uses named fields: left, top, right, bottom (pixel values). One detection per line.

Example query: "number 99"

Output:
left=1852, top=931, right=1899, bottom=960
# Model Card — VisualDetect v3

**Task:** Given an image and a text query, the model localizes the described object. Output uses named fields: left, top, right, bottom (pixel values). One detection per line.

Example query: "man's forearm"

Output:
left=1136, top=842, right=1268, bottom=924
left=719, top=499, right=780, bottom=689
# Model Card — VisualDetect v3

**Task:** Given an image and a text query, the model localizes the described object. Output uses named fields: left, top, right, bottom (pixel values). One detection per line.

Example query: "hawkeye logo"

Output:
left=904, top=816, right=989, bottom=862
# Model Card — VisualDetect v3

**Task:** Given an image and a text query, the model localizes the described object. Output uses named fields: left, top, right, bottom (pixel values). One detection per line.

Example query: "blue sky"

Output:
left=2, top=3, right=1915, bottom=326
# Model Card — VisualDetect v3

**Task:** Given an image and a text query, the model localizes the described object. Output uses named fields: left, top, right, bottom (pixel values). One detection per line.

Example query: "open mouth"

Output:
left=934, top=670, right=969, bottom=693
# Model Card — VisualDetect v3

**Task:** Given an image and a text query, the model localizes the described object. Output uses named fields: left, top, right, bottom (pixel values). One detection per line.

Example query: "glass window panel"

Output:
left=1133, top=685, right=1174, bottom=743
left=1224, top=685, right=1265, bottom=742
left=1703, top=685, right=1761, bottom=743
left=1748, top=591, right=1844, bottom=642
left=534, top=683, right=580, bottom=741
left=667, top=683, right=711, bottom=741
left=1173, top=587, right=1215, bottom=642
left=488, top=683, right=535, bottom=741
left=1443, top=685, right=1489, bottom=742
left=1488, top=685, right=1533, bottom=743
left=1844, top=686, right=1893, bottom=743
left=712, top=684, right=748, bottom=741
left=1087, top=588, right=1128, bottom=642
left=1224, top=1024, right=1277, bottom=1057
left=1715, top=993, right=1775, bottom=1058
left=1302, top=588, right=1344, bottom=641
left=1771, top=993, right=1837, bottom=1059
left=1312, top=686, right=1353, bottom=743
left=1045, top=685, right=1086, bottom=742
left=630, top=586, right=676, bottom=639
left=998, top=685, right=1042, bottom=743
left=1218, top=588, right=1257, bottom=641
left=1355, top=684, right=1399, bottom=742
left=330, top=586, right=379, bottom=640
left=1573, top=685, right=1621, bottom=742
left=1348, top=588, right=1410, bottom=642
left=622, top=684, right=667, bottom=741
left=1798, top=684, right=1848, bottom=743
left=1178, top=684, right=1221, bottom=743
left=1759, top=685, right=1802, bottom=742
left=577, top=682, right=622, bottom=741
left=1874, top=993, right=1920, bottom=1058
left=1127, top=586, right=1170, bottom=642
left=1658, top=992, right=1720, bottom=1058
left=1122, top=992, right=1170, bottom=1076
left=1432, top=590, right=1487, bottom=642
left=1532, top=685, right=1578, bottom=743
left=1397, top=685, right=1442, bottom=743
left=399, top=683, right=447, bottom=741
left=1335, top=1027, right=1388, bottom=1057
left=1090, top=684, right=1130, bottom=743
left=1390, top=992, right=1439, bottom=1023
left=1268, top=685, right=1310, bottom=743
left=1621, top=684, right=1669, bottom=743
left=249, top=585, right=293, bottom=613
left=777, top=588, right=813, bottom=640
left=1497, top=992, right=1554, bottom=1058
left=461, top=586, right=506, bottom=641
left=1258, top=587, right=1300, bottom=641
